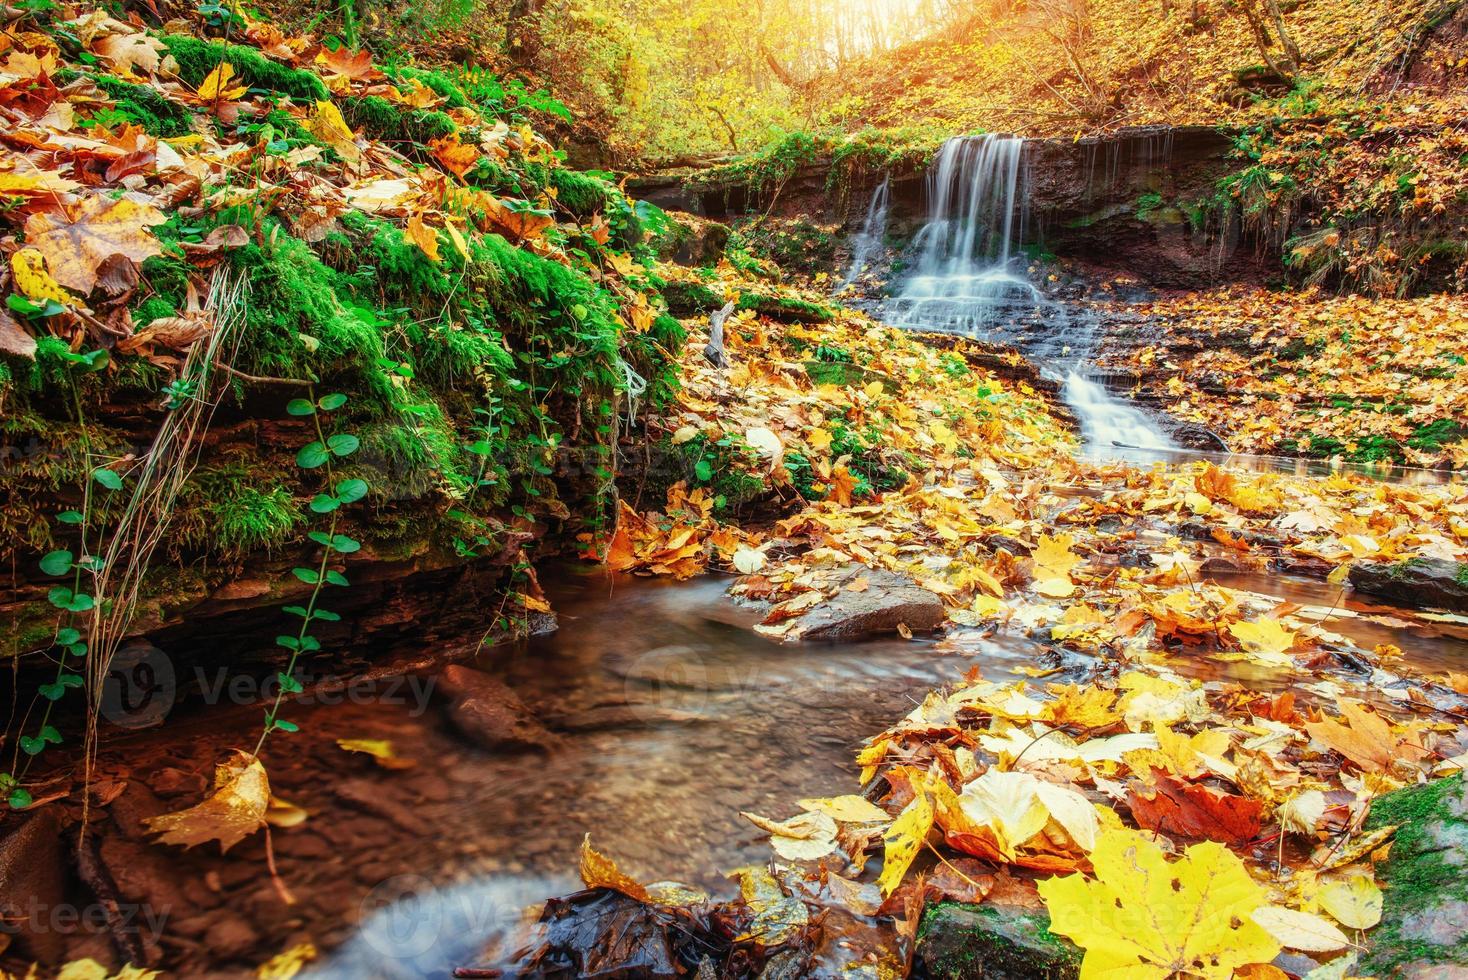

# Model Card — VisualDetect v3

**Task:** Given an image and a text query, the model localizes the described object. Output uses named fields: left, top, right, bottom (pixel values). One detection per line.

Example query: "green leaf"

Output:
left=58, top=673, right=83, bottom=689
left=297, top=442, right=330, bottom=468
left=467, top=439, right=495, bottom=456
left=292, top=567, right=321, bottom=585
left=308, top=530, right=333, bottom=548
left=271, top=717, right=299, bottom=733
left=7, top=788, right=33, bottom=810
left=40, top=725, right=61, bottom=745
left=286, top=398, right=316, bottom=416
left=18, top=735, right=44, bottom=756
left=276, top=672, right=304, bottom=694
left=317, top=393, right=348, bottom=411
left=275, top=635, right=301, bottom=651
left=65, top=641, right=87, bottom=658
left=55, top=628, right=81, bottom=645
left=309, top=493, right=341, bottom=514
left=39, top=682, right=65, bottom=701
left=39, top=550, right=73, bottom=576
left=335, top=478, right=368, bottom=503
left=282, top=605, right=309, bottom=618
left=299, top=636, right=321, bottom=652
left=312, top=608, right=341, bottom=622
left=56, top=510, right=85, bottom=525
left=330, top=534, right=361, bottom=554
left=694, top=460, right=714, bottom=482
left=47, top=587, right=93, bottom=612
left=324, top=569, right=349, bottom=587
left=92, top=468, right=123, bottom=490
left=326, top=433, right=359, bottom=457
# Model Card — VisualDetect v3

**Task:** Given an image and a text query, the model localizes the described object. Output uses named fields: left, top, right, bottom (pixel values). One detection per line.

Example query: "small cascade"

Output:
left=837, top=176, right=891, bottom=290
left=888, top=134, right=1040, bottom=333
left=872, top=133, right=1179, bottom=458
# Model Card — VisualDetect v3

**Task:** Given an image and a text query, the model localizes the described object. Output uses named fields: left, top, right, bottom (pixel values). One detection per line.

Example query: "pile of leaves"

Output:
left=1098, top=287, right=1468, bottom=467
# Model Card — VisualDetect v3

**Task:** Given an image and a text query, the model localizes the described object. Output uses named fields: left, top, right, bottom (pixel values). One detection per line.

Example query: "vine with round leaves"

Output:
left=251, top=390, right=365, bottom=756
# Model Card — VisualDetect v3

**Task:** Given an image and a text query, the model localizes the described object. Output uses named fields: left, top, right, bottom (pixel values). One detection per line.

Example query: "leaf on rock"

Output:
left=579, top=834, right=651, bottom=902
left=1037, top=828, right=1280, bottom=979
left=24, top=195, right=166, bottom=295
left=1250, top=906, right=1351, bottom=952
left=142, top=750, right=269, bottom=853
left=1318, top=873, right=1383, bottom=930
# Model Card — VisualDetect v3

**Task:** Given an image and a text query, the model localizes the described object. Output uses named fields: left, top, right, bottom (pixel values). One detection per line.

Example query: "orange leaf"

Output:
left=1127, top=770, right=1262, bottom=847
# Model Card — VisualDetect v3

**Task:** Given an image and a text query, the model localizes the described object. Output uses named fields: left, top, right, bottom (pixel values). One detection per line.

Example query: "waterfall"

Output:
left=878, top=133, right=1179, bottom=458
left=837, top=176, right=891, bottom=290
left=888, top=134, right=1039, bottom=334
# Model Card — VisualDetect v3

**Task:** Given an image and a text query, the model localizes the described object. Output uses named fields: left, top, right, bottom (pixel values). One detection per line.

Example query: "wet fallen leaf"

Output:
left=335, top=738, right=415, bottom=770
left=579, top=834, right=651, bottom=902
left=24, top=195, right=166, bottom=295
left=142, top=750, right=268, bottom=853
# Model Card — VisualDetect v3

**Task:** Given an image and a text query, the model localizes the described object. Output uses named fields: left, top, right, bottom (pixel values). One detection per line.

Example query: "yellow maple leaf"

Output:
left=404, top=214, right=441, bottom=263
left=142, top=750, right=268, bottom=853
left=307, top=101, right=360, bottom=163
left=1032, top=533, right=1080, bottom=581
left=1038, top=828, right=1280, bottom=978
left=1228, top=617, right=1297, bottom=661
left=877, top=787, right=933, bottom=895
left=10, top=247, right=74, bottom=306
left=255, top=943, right=317, bottom=980
left=198, top=62, right=248, bottom=101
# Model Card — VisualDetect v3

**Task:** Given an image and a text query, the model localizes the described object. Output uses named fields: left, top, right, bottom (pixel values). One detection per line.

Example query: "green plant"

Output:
left=252, top=391, right=367, bottom=754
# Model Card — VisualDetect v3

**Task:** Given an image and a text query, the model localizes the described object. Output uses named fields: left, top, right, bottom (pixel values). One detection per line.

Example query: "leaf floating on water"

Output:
left=578, top=834, right=651, bottom=902
left=143, top=750, right=269, bottom=853
left=336, top=738, right=416, bottom=770
left=255, top=943, right=317, bottom=980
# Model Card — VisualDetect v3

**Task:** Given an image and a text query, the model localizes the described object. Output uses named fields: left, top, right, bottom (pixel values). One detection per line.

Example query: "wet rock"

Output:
left=1361, top=774, right=1468, bottom=975
left=916, top=901, right=1082, bottom=979
left=1349, top=558, right=1468, bottom=613
left=203, top=917, right=259, bottom=959
left=436, top=665, right=555, bottom=752
left=793, top=568, right=945, bottom=641
left=0, top=809, right=68, bottom=961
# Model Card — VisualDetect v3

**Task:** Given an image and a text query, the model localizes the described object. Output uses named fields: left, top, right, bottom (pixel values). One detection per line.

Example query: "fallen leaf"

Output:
left=579, top=834, right=651, bottom=902
left=24, top=195, right=166, bottom=295
left=1250, top=905, right=1351, bottom=952
left=143, top=750, right=268, bottom=853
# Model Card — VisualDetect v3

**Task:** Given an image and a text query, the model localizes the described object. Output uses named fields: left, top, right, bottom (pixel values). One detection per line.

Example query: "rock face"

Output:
left=1362, top=774, right=1468, bottom=977
left=631, top=126, right=1271, bottom=290
left=1349, top=558, right=1468, bottom=613
left=917, top=902, right=1082, bottom=979
left=436, top=664, right=554, bottom=752
left=0, top=809, right=68, bottom=962
left=792, top=568, right=945, bottom=641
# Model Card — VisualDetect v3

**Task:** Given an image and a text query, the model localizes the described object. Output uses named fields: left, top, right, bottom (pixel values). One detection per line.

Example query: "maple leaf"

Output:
left=197, top=62, right=249, bottom=101
left=1032, top=533, right=1080, bottom=580
left=1127, top=769, right=1263, bottom=846
left=306, top=101, right=361, bottom=164
left=877, top=788, right=933, bottom=896
left=24, top=195, right=166, bottom=295
left=1038, top=829, right=1280, bottom=979
left=11, top=248, right=75, bottom=306
left=1302, top=701, right=1404, bottom=772
left=405, top=215, right=441, bottom=262
left=315, top=45, right=377, bottom=81
left=429, top=135, right=479, bottom=178
left=142, top=750, right=268, bottom=852
left=1227, top=617, right=1297, bottom=664
left=578, top=834, right=651, bottom=902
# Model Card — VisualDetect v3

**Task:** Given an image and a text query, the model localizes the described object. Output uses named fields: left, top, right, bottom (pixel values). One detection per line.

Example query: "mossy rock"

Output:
left=736, top=292, right=833, bottom=324
left=917, top=902, right=1081, bottom=979
left=803, top=360, right=898, bottom=393
left=1360, top=774, right=1468, bottom=975
left=163, top=36, right=328, bottom=103
left=663, top=280, right=724, bottom=317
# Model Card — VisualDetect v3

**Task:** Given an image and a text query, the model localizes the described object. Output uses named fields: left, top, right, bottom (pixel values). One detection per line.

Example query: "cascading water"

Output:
left=837, top=176, right=891, bottom=291
left=879, top=134, right=1178, bottom=458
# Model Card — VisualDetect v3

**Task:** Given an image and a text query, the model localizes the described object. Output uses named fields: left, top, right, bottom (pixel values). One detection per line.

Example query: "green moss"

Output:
left=163, top=35, right=329, bottom=103
left=662, top=280, right=723, bottom=317
left=341, top=95, right=457, bottom=143
left=736, top=292, right=833, bottom=323
left=91, top=74, right=195, bottom=137
left=384, top=64, right=470, bottom=108
left=1361, top=775, right=1468, bottom=973
left=549, top=168, right=612, bottom=216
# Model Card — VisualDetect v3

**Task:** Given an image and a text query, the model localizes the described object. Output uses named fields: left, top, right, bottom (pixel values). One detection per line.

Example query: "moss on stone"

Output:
left=163, top=35, right=329, bottom=103
left=91, top=73, right=196, bottom=137
left=1360, top=774, right=1468, bottom=974
left=549, top=168, right=612, bottom=216
left=341, top=95, right=458, bottom=144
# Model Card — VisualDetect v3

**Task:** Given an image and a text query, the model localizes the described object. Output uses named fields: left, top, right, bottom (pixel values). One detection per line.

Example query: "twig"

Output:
left=216, top=362, right=314, bottom=387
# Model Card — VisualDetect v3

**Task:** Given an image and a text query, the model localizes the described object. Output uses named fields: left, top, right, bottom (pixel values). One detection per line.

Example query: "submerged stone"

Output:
left=916, top=901, right=1081, bottom=980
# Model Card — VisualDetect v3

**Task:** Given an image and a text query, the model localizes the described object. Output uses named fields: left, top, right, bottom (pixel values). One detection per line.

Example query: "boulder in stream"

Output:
left=916, top=902, right=1082, bottom=979
left=1349, top=558, right=1468, bottom=614
left=790, top=567, right=945, bottom=641
left=1360, top=773, right=1468, bottom=977
left=437, top=665, right=555, bottom=752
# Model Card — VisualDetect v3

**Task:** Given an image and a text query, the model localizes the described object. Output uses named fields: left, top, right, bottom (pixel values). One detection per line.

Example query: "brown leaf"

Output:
left=142, top=750, right=268, bottom=852
left=0, top=308, right=36, bottom=359
left=1127, top=770, right=1262, bottom=847
left=579, top=834, right=651, bottom=902
left=24, top=194, right=166, bottom=294
left=1303, top=702, right=1398, bottom=772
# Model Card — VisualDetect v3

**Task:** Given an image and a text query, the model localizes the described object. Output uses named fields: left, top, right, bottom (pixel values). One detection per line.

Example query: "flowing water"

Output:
left=836, top=175, right=891, bottom=291
left=878, top=134, right=1180, bottom=458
